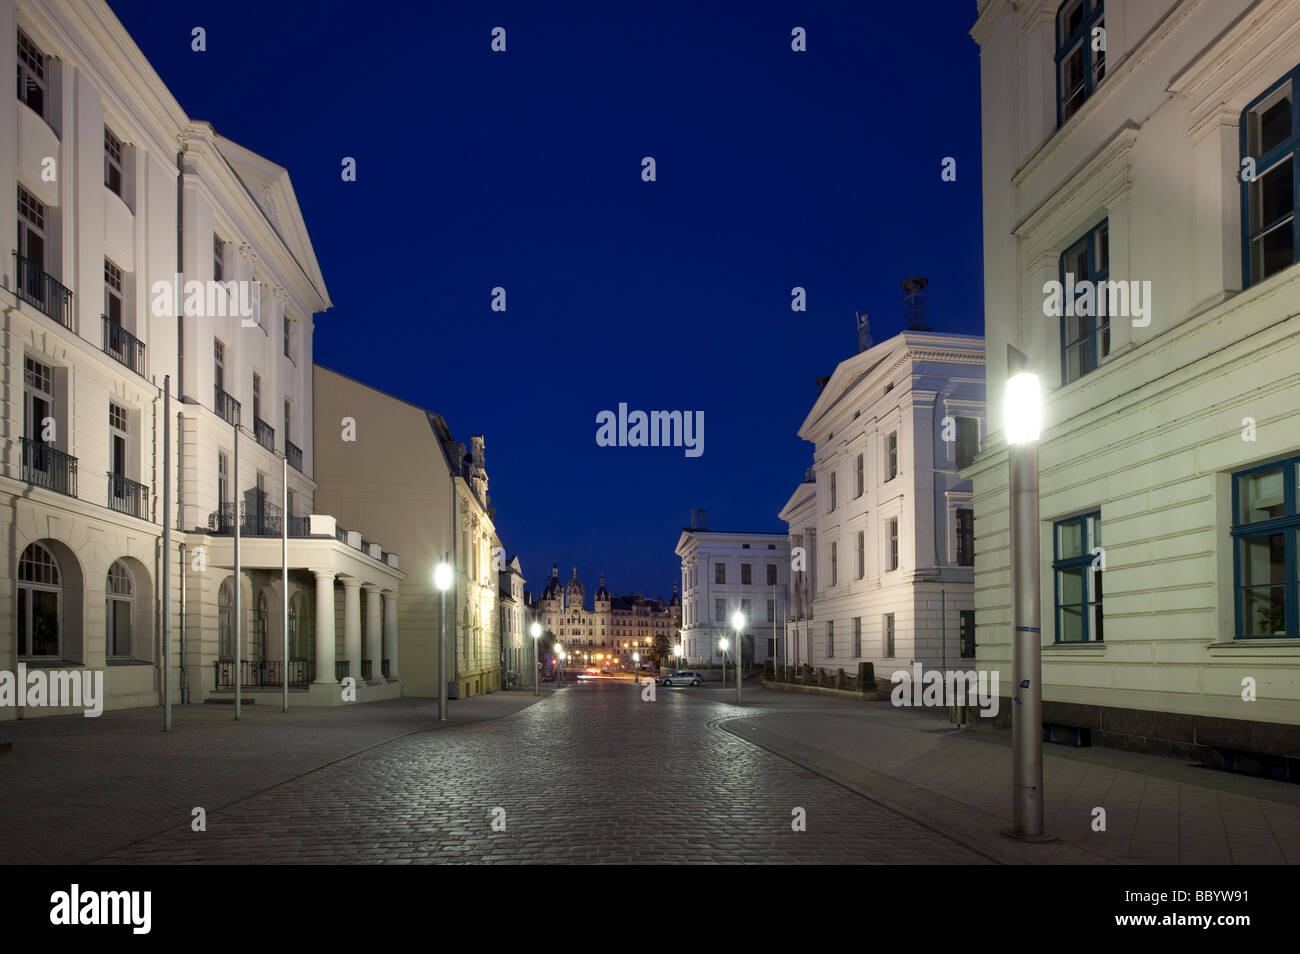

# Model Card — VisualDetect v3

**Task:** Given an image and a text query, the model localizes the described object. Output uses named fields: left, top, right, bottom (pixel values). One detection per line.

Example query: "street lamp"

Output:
left=632, top=651, right=640, bottom=679
left=530, top=621, right=541, bottom=696
left=719, top=637, right=729, bottom=690
left=556, top=646, right=566, bottom=687
left=434, top=558, right=453, bottom=722
left=731, top=611, right=745, bottom=704
left=1005, top=344, right=1047, bottom=841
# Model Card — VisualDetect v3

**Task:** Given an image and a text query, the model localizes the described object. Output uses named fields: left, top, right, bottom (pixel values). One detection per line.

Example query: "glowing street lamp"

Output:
left=435, top=557, right=453, bottom=722
left=1005, top=344, right=1046, bottom=841
left=731, top=610, right=746, bottom=704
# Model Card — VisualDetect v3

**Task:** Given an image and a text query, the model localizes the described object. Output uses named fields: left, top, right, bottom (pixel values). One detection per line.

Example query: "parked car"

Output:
left=657, top=671, right=703, bottom=687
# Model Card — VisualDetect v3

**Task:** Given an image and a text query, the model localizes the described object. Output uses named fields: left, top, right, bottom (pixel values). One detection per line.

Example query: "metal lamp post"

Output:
left=719, top=638, right=728, bottom=691
left=556, top=646, right=565, bottom=687
left=435, top=557, right=452, bottom=722
left=530, top=621, right=541, bottom=695
left=1005, top=344, right=1048, bottom=841
left=731, top=611, right=745, bottom=704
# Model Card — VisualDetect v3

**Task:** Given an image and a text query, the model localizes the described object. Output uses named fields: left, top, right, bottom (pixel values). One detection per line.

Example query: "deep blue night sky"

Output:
left=108, top=0, right=985, bottom=601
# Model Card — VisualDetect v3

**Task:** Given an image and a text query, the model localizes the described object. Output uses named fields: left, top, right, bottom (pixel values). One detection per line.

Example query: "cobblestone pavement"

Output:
left=92, top=682, right=994, bottom=864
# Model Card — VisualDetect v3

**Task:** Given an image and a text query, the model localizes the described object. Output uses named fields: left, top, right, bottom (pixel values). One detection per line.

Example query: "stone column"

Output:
left=383, top=590, right=400, bottom=680
left=343, top=578, right=362, bottom=682
left=312, top=570, right=336, bottom=684
left=364, top=584, right=382, bottom=681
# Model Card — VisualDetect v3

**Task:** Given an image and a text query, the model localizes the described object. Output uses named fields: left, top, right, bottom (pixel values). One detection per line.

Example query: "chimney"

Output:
left=697, top=508, right=707, bottom=530
left=689, top=509, right=697, bottom=529
left=857, top=311, right=872, bottom=353
left=903, top=276, right=931, bottom=331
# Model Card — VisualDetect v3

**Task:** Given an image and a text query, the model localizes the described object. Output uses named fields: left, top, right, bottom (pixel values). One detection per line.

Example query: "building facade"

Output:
left=534, top=565, right=680, bottom=668
left=971, top=0, right=1300, bottom=761
left=313, top=365, right=504, bottom=699
left=676, top=518, right=790, bottom=668
left=499, top=555, right=529, bottom=684
left=780, top=317, right=985, bottom=679
left=1, top=0, right=404, bottom=718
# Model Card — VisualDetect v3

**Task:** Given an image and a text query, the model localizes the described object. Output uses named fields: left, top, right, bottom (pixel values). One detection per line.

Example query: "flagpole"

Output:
left=282, top=453, right=288, bottom=713
left=163, top=376, right=172, bottom=731
left=234, top=418, right=241, bottom=721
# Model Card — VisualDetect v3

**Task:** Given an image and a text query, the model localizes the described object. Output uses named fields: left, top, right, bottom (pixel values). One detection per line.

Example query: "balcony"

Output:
left=101, top=316, right=146, bottom=376
left=213, top=659, right=312, bottom=690
left=207, top=498, right=296, bottom=537
left=254, top=416, right=275, bottom=451
left=13, top=252, right=72, bottom=329
left=107, top=472, right=148, bottom=519
left=21, top=438, right=77, bottom=496
left=215, top=386, right=240, bottom=426
left=286, top=440, right=303, bottom=473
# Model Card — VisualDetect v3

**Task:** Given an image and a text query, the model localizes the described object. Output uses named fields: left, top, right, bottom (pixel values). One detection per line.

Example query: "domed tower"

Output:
left=565, top=566, right=586, bottom=613
left=594, top=573, right=611, bottom=612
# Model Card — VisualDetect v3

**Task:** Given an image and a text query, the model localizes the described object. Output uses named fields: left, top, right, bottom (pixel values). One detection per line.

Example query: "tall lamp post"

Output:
left=556, top=646, right=565, bottom=687
left=731, top=611, right=745, bottom=704
left=529, top=621, right=541, bottom=695
left=719, top=638, right=729, bottom=691
left=1005, top=345, right=1047, bottom=840
left=434, top=557, right=452, bottom=722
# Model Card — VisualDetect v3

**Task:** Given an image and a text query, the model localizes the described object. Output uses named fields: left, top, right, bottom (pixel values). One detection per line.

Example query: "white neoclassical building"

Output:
left=970, top=0, right=1300, bottom=763
left=1, top=0, right=404, bottom=718
left=676, top=514, right=790, bottom=668
left=780, top=313, right=985, bottom=680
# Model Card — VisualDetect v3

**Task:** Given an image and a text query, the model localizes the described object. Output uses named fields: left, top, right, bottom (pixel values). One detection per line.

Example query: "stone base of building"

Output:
left=207, top=678, right=404, bottom=708
left=977, top=697, right=1300, bottom=766
left=451, top=668, right=501, bottom=699
left=761, top=679, right=887, bottom=702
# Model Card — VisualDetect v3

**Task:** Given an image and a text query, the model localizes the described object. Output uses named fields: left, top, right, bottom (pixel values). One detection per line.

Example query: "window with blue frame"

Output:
left=1056, top=0, right=1105, bottom=127
left=1053, top=512, right=1103, bottom=642
left=1060, top=220, right=1109, bottom=385
left=1242, top=65, right=1299, bottom=287
left=1232, top=456, right=1300, bottom=637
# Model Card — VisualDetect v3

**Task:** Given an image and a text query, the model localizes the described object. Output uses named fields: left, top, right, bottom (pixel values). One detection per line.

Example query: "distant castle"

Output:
left=531, top=564, right=681, bottom=659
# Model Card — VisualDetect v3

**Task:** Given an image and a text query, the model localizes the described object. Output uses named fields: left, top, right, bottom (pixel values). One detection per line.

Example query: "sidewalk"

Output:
left=723, top=697, right=1300, bottom=864
left=0, top=690, right=544, bottom=864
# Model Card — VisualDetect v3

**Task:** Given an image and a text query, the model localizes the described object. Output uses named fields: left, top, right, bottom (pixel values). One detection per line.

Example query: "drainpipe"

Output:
left=450, top=468, right=458, bottom=696
left=175, top=149, right=185, bottom=398
left=180, top=542, right=188, bottom=704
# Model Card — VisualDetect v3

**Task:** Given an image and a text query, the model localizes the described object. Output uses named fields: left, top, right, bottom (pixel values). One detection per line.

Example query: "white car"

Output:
left=658, top=671, right=703, bottom=687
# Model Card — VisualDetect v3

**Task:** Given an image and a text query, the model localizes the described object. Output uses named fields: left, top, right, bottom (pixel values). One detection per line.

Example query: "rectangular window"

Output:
left=767, top=599, right=775, bottom=623
left=741, top=563, right=752, bottom=585
left=855, top=453, right=864, bottom=497
left=1243, top=66, right=1299, bottom=287
left=283, top=315, right=292, bottom=359
left=17, top=184, right=46, bottom=273
left=1060, top=219, right=1110, bottom=385
left=741, top=598, right=751, bottom=621
left=766, top=563, right=777, bottom=586
left=955, top=417, right=979, bottom=469
left=857, top=530, right=865, bottom=579
left=830, top=471, right=837, bottom=511
left=888, top=518, right=899, bottom=571
left=104, top=258, right=123, bottom=325
left=714, top=598, right=725, bottom=623
left=252, top=373, right=261, bottom=422
left=218, top=450, right=229, bottom=506
left=959, top=610, right=976, bottom=658
left=1053, top=511, right=1103, bottom=642
left=214, top=339, right=225, bottom=393
left=17, top=29, right=47, bottom=119
left=284, top=398, right=291, bottom=444
left=715, top=562, right=726, bottom=585
left=108, top=403, right=128, bottom=477
left=884, top=613, right=895, bottom=657
left=887, top=432, right=898, bottom=480
left=1056, top=0, right=1105, bottom=126
left=827, top=620, right=834, bottom=658
left=1232, top=456, right=1300, bottom=637
left=853, top=617, right=862, bottom=657
left=213, top=233, right=224, bottom=281
left=104, top=126, right=123, bottom=196
left=956, top=509, right=975, bottom=566
left=830, top=542, right=838, bottom=586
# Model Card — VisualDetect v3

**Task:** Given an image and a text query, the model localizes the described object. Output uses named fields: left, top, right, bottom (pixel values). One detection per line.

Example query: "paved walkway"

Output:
left=723, top=697, right=1300, bottom=864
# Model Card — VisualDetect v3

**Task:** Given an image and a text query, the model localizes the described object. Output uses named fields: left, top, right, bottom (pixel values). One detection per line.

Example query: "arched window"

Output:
left=288, top=593, right=301, bottom=658
left=18, top=541, right=61, bottom=657
left=106, top=560, right=134, bottom=657
left=252, top=590, right=268, bottom=661
left=218, top=578, right=234, bottom=659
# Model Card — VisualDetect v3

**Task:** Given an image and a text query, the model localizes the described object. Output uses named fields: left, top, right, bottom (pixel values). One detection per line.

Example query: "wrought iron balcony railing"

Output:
left=335, top=660, right=350, bottom=681
left=361, top=660, right=372, bottom=681
left=107, top=472, right=148, bottom=519
left=382, top=660, right=390, bottom=678
left=254, top=416, right=275, bottom=451
left=101, top=315, right=146, bottom=376
left=215, top=386, right=240, bottom=426
left=21, top=438, right=77, bottom=496
left=213, top=659, right=312, bottom=690
left=286, top=439, right=303, bottom=473
left=13, top=252, right=73, bottom=329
